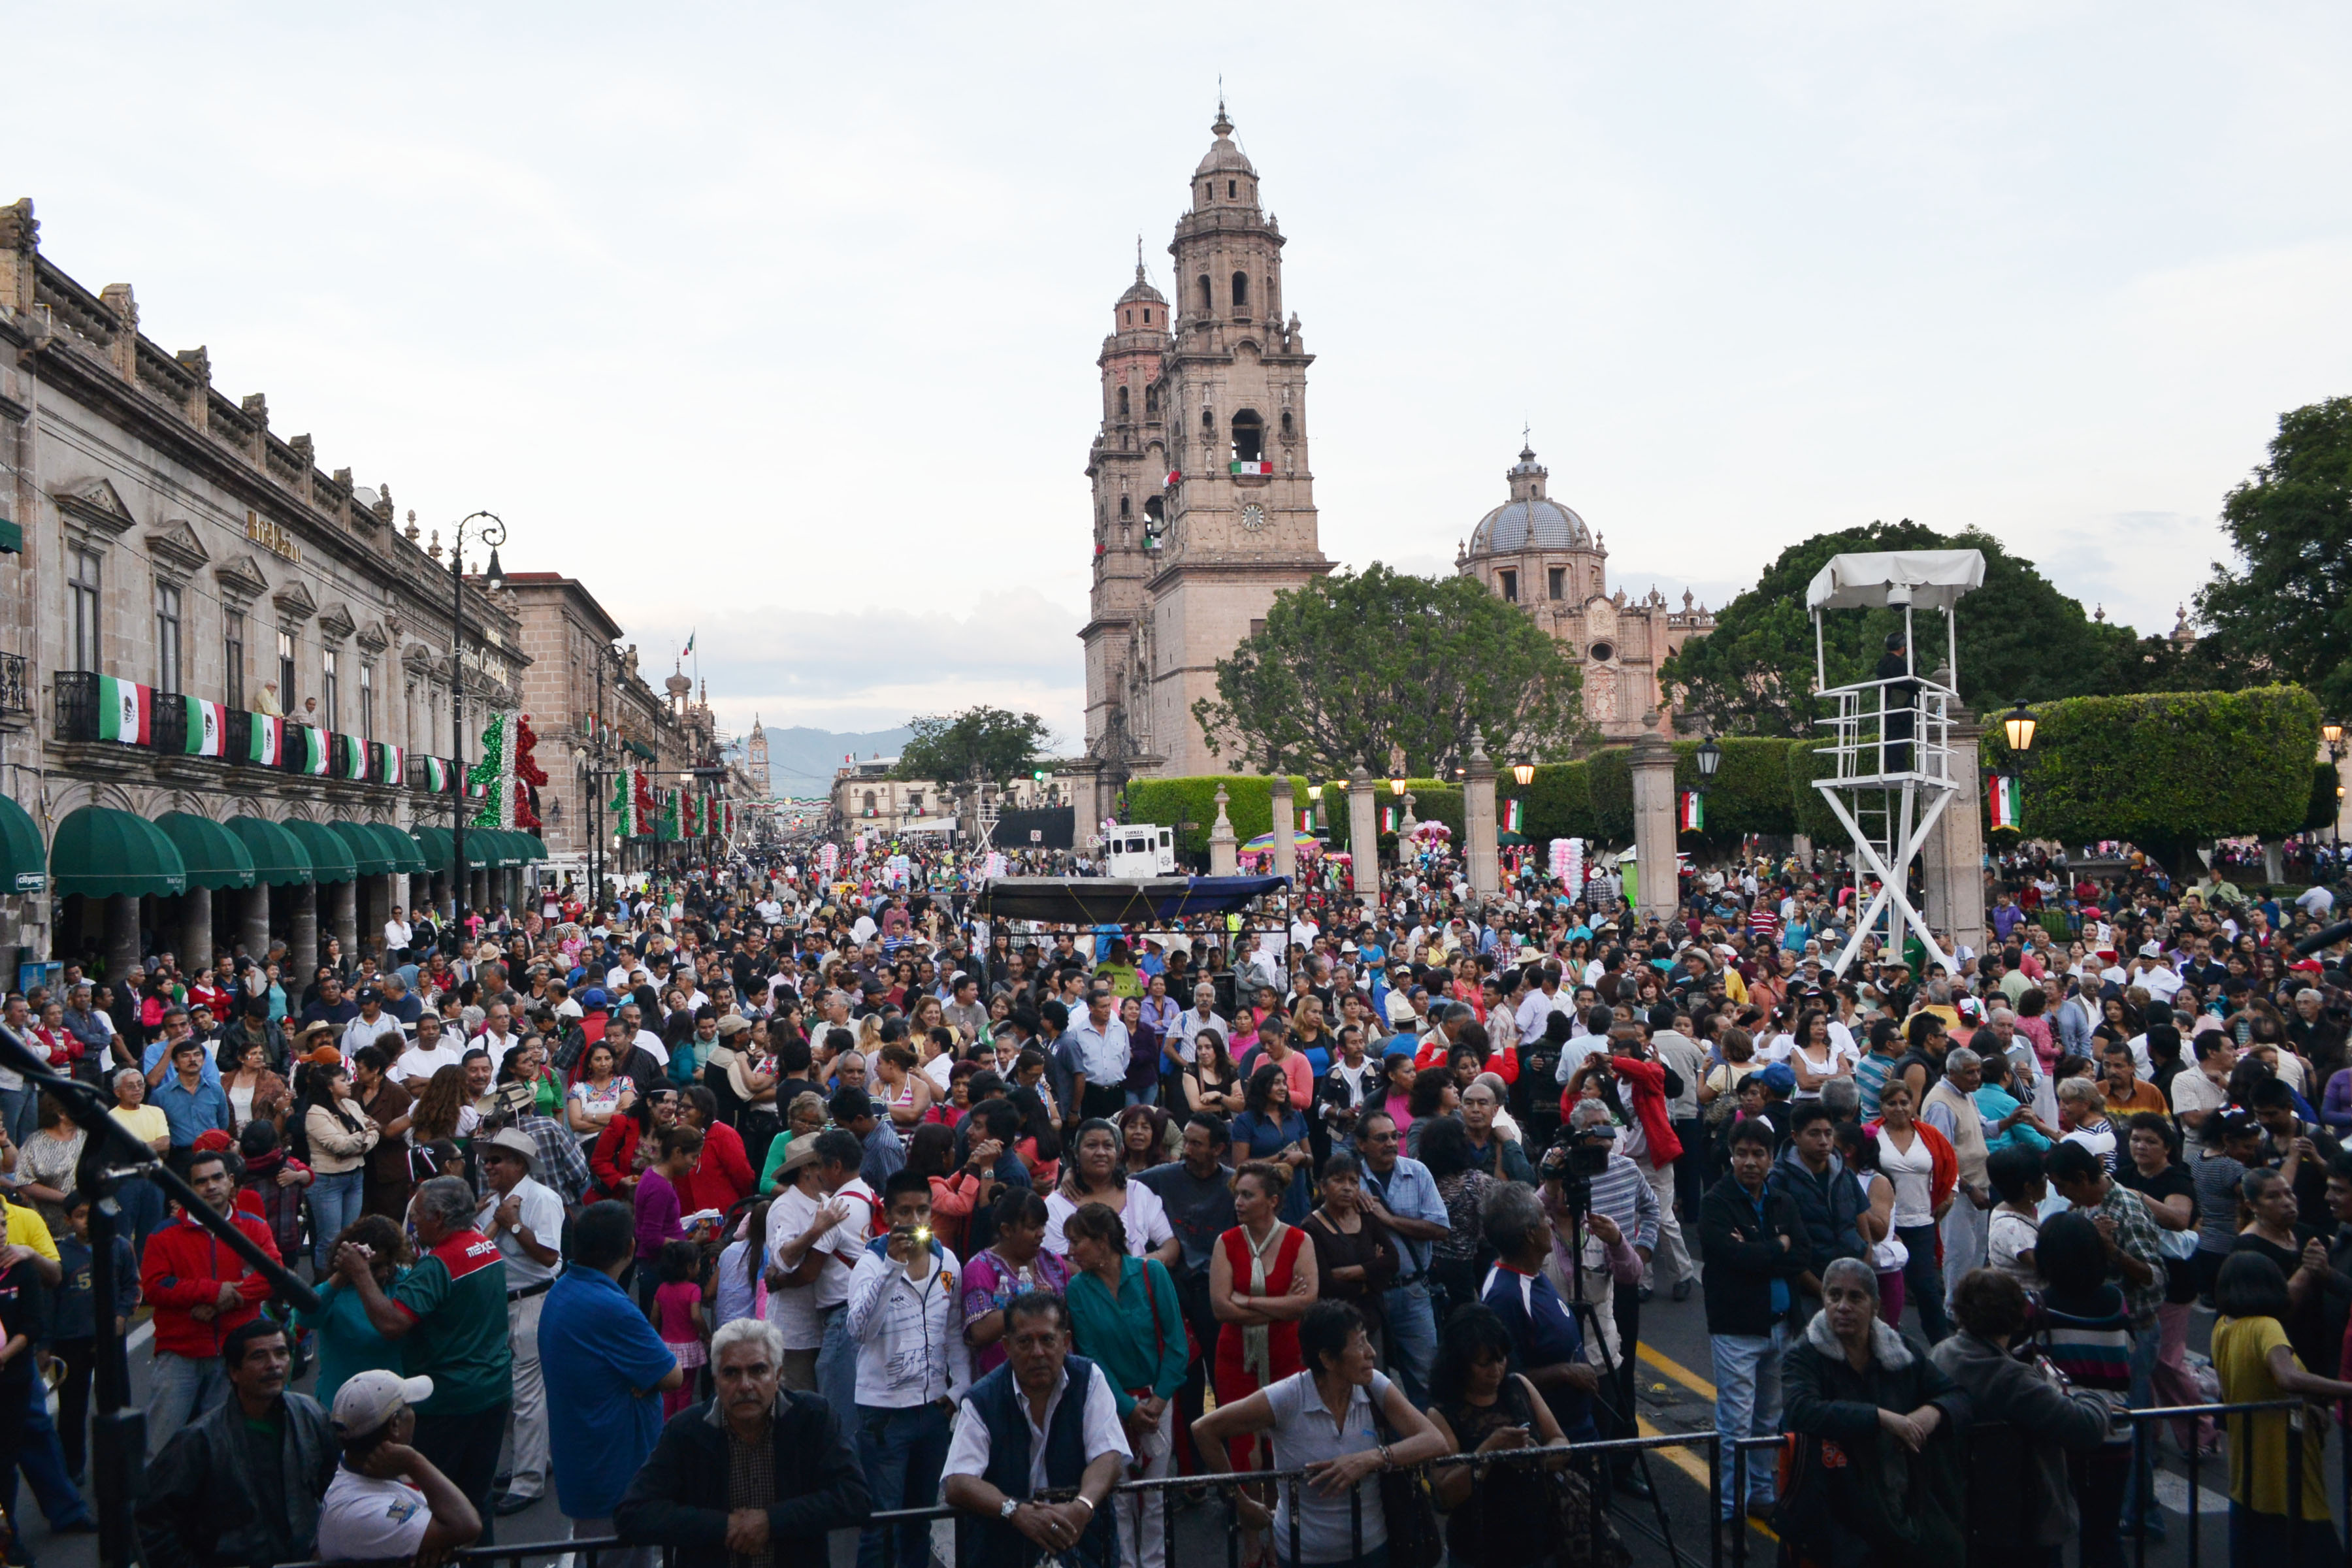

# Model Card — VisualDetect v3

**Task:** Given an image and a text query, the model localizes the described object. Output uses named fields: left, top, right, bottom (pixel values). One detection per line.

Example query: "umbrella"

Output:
left=1241, top=829, right=1321, bottom=851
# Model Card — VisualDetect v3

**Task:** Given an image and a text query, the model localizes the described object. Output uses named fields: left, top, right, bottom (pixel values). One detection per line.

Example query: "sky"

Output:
left=12, top=3, right=2350, bottom=751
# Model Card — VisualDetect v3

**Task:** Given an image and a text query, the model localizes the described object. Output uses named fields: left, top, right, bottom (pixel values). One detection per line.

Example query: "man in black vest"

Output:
left=942, top=1294, right=1129, bottom=1568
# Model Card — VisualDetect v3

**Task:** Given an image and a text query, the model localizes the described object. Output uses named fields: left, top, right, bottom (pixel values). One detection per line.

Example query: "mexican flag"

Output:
left=1502, top=798, right=1524, bottom=834
left=1991, top=774, right=2023, bottom=833
left=247, top=712, right=284, bottom=766
left=610, top=769, right=637, bottom=836
left=289, top=725, right=329, bottom=776
left=181, top=696, right=224, bottom=757
left=335, top=733, right=367, bottom=780
left=1380, top=805, right=1398, bottom=834
left=376, top=743, right=406, bottom=787
left=423, top=757, right=450, bottom=794
left=1229, top=459, right=1273, bottom=476
left=1679, top=791, right=1705, bottom=832
left=97, top=676, right=152, bottom=745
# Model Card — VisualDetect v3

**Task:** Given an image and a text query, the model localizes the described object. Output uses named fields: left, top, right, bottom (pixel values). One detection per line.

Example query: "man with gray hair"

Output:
left=331, top=1175, right=513, bottom=1530
left=1919, top=1047, right=1997, bottom=1314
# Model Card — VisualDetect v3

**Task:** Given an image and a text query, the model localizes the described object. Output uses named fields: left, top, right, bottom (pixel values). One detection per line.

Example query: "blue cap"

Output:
left=579, top=987, right=610, bottom=1011
left=1758, top=1063, right=1797, bottom=1094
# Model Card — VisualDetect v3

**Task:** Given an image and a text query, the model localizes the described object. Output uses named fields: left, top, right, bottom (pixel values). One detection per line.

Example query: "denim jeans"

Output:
left=1710, top=1326, right=1785, bottom=1519
left=816, top=1303, right=857, bottom=1422
left=148, top=1352, right=230, bottom=1456
left=308, top=1168, right=367, bottom=1271
left=1895, top=1223, right=1950, bottom=1341
left=857, top=1403, right=953, bottom=1568
left=0, top=1087, right=32, bottom=1149
left=1380, top=1278, right=1438, bottom=1409
left=2119, top=1320, right=2162, bottom=1525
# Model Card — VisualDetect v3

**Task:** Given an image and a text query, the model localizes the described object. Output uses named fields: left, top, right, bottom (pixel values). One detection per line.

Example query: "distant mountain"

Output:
left=753, top=725, right=915, bottom=796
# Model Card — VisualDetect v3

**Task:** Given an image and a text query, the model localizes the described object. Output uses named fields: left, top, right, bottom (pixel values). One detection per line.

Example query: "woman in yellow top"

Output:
left=2210, top=1251, right=2352, bottom=1566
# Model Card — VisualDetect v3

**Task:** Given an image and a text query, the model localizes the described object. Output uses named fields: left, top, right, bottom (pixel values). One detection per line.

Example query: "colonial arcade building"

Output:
left=0, top=198, right=541, bottom=983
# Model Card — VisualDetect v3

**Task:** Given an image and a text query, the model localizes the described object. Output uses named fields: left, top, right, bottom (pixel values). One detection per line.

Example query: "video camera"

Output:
left=1539, top=1122, right=1614, bottom=1217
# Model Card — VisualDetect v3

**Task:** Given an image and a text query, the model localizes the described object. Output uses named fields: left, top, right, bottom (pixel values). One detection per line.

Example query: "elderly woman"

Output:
left=1930, top=1269, right=2115, bottom=1568
left=1779, top=1258, right=1970, bottom=1565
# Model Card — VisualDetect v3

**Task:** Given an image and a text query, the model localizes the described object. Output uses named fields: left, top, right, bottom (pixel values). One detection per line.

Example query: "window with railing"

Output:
left=69, top=548, right=101, bottom=674
left=0, top=653, right=29, bottom=717
left=54, top=670, right=97, bottom=742
left=359, top=660, right=374, bottom=739
left=154, top=581, right=183, bottom=695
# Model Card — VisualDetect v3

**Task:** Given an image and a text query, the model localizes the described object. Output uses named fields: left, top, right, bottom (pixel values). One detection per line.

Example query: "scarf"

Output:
left=1241, top=1220, right=1288, bottom=1386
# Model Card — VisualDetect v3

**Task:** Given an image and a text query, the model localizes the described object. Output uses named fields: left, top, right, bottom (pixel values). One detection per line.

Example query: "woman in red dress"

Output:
left=1211, top=1161, right=1322, bottom=1473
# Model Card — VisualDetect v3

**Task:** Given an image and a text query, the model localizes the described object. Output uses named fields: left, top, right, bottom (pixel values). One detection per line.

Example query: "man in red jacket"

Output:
left=141, top=1146, right=282, bottom=1454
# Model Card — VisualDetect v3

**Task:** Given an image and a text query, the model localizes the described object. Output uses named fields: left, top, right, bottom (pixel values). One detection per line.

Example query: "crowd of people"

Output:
left=0, top=828, right=2345, bottom=1568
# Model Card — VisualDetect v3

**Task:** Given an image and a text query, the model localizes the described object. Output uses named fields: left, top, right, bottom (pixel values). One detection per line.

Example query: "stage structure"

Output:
left=1805, top=549, right=1987, bottom=976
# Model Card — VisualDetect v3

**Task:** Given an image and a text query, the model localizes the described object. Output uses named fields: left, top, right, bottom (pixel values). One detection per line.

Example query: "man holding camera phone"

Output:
left=846, top=1171, right=970, bottom=1568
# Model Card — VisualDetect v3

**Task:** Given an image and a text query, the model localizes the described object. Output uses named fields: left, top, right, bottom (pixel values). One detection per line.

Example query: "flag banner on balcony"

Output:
left=247, top=713, right=284, bottom=766
left=1678, top=791, right=1705, bottom=832
left=97, top=675, right=153, bottom=745
left=1229, top=459, right=1272, bottom=476
left=181, top=696, right=224, bottom=757
left=420, top=756, right=449, bottom=793
left=374, top=743, right=406, bottom=787
left=1502, top=798, right=1524, bottom=834
left=334, top=734, right=367, bottom=780
left=1380, top=806, right=1397, bottom=834
left=287, top=725, right=329, bottom=776
left=610, top=768, right=638, bottom=837
left=1991, top=774, right=2022, bottom=833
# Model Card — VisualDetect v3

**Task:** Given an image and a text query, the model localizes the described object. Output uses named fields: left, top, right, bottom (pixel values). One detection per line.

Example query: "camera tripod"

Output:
left=1556, top=1177, right=1680, bottom=1561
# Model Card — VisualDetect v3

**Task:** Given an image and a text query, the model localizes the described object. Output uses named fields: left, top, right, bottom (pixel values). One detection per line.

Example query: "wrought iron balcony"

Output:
left=0, top=653, right=27, bottom=718
left=150, top=693, right=189, bottom=754
left=54, top=670, right=97, bottom=742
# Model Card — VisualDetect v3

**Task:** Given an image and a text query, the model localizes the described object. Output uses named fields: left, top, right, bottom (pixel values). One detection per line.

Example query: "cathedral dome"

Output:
left=1470, top=497, right=1590, bottom=553
left=1194, top=107, right=1256, bottom=178
left=1119, top=266, right=1166, bottom=306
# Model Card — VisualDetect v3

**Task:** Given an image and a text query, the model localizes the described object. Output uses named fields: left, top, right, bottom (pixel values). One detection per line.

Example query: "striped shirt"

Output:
left=1854, top=1052, right=1895, bottom=1120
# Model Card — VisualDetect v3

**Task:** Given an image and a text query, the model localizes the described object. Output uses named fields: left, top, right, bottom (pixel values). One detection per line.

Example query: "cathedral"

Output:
left=1079, top=110, right=1712, bottom=800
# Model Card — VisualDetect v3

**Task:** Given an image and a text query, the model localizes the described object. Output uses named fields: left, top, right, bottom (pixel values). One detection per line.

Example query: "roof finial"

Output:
left=1135, top=233, right=1146, bottom=282
left=1213, top=78, right=1232, bottom=139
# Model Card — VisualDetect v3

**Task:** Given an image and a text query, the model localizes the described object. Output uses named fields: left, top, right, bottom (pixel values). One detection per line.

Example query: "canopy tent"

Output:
left=890, top=819, right=958, bottom=836
left=155, top=813, right=258, bottom=890
left=50, top=806, right=187, bottom=898
left=281, top=820, right=357, bottom=883
left=0, top=793, right=46, bottom=894
left=225, top=816, right=314, bottom=887
left=973, top=875, right=1288, bottom=925
left=1803, top=549, right=1987, bottom=613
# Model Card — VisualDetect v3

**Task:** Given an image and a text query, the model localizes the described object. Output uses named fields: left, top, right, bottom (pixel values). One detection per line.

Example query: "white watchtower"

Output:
left=1806, top=549, right=1987, bottom=977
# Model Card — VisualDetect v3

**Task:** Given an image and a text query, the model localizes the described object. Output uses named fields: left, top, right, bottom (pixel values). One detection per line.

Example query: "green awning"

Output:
left=517, top=832, right=548, bottom=861
left=50, top=805, right=187, bottom=898
left=225, top=815, right=314, bottom=887
left=410, top=825, right=454, bottom=875
left=481, top=830, right=523, bottom=868
left=367, top=824, right=427, bottom=875
left=282, top=819, right=357, bottom=883
left=154, top=813, right=258, bottom=890
left=0, top=793, right=46, bottom=894
left=327, top=821, right=395, bottom=875
left=0, top=517, right=22, bottom=555
left=625, top=739, right=657, bottom=761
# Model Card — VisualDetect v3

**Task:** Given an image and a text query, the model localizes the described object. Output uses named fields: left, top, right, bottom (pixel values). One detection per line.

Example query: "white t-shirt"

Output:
left=388, top=1041, right=466, bottom=1085
left=764, top=1184, right=826, bottom=1350
left=628, top=1029, right=670, bottom=1068
left=1041, top=1181, right=1174, bottom=1260
left=316, top=1469, right=429, bottom=1562
left=475, top=1175, right=566, bottom=1286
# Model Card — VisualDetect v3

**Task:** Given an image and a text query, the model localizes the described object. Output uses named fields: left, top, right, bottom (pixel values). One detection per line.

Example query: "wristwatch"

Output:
left=998, top=1497, right=1021, bottom=1521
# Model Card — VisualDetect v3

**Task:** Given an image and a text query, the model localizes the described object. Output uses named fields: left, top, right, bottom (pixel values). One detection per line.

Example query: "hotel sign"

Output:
left=246, top=510, right=302, bottom=564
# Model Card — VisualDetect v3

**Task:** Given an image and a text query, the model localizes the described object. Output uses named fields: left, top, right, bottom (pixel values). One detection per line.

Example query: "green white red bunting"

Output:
left=248, top=713, right=284, bottom=766
left=182, top=696, right=225, bottom=757
left=1380, top=805, right=1398, bottom=834
left=97, top=675, right=152, bottom=744
left=1991, top=774, right=2023, bottom=832
left=335, top=733, right=367, bottom=779
left=376, top=743, right=405, bottom=786
left=610, top=768, right=638, bottom=836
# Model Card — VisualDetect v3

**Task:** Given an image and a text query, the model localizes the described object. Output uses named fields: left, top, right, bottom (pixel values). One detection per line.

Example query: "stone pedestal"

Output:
left=1629, top=711, right=1680, bottom=922
left=1923, top=691, right=1986, bottom=963
left=241, top=884, right=271, bottom=960
left=103, top=894, right=140, bottom=987
left=1463, top=730, right=1499, bottom=898
left=1207, top=787, right=1239, bottom=877
left=179, top=887, right=213, bottom=971
left=1347, top=768, right=1378, bottom=896
left=289, top=885, right=319, bottom=980
left=331, top=879, right=359, bottom=960
left=1268, top=775, right=1296, bottom=886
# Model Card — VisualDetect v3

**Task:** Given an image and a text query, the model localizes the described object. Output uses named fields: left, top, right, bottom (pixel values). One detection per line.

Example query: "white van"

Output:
left=1103, top=824, right=1177, bottom=877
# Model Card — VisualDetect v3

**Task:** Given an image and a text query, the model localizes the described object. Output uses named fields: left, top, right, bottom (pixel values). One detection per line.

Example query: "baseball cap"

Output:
left=1757, top=1063, right=1797, bottom=1094
left=331, top=1370, right=436, bottom=1437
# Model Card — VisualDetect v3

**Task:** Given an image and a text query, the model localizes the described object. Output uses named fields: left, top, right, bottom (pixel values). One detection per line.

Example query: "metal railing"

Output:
left=0, top=651, right=27, bottom=716
left=55, top=668, right=97, bottom=740
left=1812, top=672, right=1960, bottom=788
left=151, top=691, right=189, bottom=753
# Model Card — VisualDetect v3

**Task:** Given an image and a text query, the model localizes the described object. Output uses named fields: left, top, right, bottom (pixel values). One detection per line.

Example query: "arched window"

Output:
left=1145, top=382, right=1159, bottom=413
left=1279, top=410, right=1294, bottom=440
left=1228, top=180, right=1237, bottom=198
left=1230, top=409, right=1265, bottom=463
left=1143, top=495, right=1164, bottom=524
left=1201, top=408, right=1216, bottom=435
left=1232, top=272, right=1249, bottom=310
left=1124, top=310, right=1133, bottom=326
left=1119, top=496, right=1132, bottom=521
left=1143, top=309, right=1152, bottom=324
left=862, top=791, right=877, bottom=815
left=1198, top=276, right=1213, bottom=312
left=1117, top=385, right=1130, bottom=417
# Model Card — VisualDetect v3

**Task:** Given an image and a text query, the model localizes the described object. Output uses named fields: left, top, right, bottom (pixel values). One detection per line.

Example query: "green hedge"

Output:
left=1787, top=740, right=1846, bottom=841
left=1125, top=775, right=1310, bottom=857
left=1519, top=760, right=1594, bottom=842
left=2308, top=760, right=2343, bottom=834
left=1979, top=685, right=2320, bottom=854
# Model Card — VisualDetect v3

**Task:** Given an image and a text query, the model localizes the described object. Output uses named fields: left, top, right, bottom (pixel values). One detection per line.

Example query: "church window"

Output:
left=1145, top=382, right=1159, bottom=413
left=1232, top=271, right=1249, bottom=309
left=1590, top=642, right=1615, bottom=664
left=1117, top=385, right=1130, bottom=417
left=1499, top=570, right=1518, bottom=603
left=1144, top=309, right=1152, bottom=324
left=1548, top=567, right=1565, bottom=600
left=1143, top=496, right=1164, bottom=524
left=1279, top=410, right=1294, bottom=440
left=1228, top=180, right=1237, bottom=198
left=1125, top=310, right=1133, bottom=325
left=1201, top=408, right=1216, bottom=435
left=1230, top=409, right=1265, bottom=463
left=1198, top=276, right=1213, bottom=312
left=1119, top=496, right=1132, bottom=521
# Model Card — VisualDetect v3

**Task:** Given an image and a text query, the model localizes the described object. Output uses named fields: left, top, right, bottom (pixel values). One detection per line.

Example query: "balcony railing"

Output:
left=54, top=670, right=97, bottom=741
left=0, top=653, right=27, bottom=717
left=224, top=708, right=253, bottom=764
left=150, top=693, right=188, bottom=754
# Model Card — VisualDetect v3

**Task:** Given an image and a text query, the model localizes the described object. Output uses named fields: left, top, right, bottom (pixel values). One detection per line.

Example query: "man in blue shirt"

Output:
left=1354, top=1109, right=1451, bottom=1406
left=538, top=1200, right=683, bottom=1567
left=1480, top=1184, right=1599, bottom=1443
left=152, top=1038, right=231, bottom=1152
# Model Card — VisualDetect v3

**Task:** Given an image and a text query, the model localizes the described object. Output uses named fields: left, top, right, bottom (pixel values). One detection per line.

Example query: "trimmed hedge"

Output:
left=1787, top=740, right=1846, bottom=841
left=1125, top=775, right=1310, bottom=857
left=1979, top=685, right=2320, bottom=852
left=2308, top=760, right=2344, bottom=834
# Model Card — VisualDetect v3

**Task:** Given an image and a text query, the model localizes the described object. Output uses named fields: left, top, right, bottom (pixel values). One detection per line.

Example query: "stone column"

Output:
left=240, top=884, right=271, bottom=960
left=1793, top=834, right=1814, bottom=870
left=1629, top=710, right=1680, bottom=923
left=289, top=885, right=319, bottom=981
left=1923, top=691, right=1986, bottom=964
left=1347, top=768, right=1378, bottom=898
left=331, top=879, right=359, bottom=958
left=1268, top=774, right=1297, bottom=886
left=1208, top=787, right=1239, bottom=877
left=178, top=887, right=213, bottom=971
left=103, top=894, right=140, bottom=987
left=1463, top=730, right=1499, bottom=898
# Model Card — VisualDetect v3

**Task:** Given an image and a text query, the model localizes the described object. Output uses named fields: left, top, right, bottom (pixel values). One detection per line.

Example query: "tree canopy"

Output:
left=1190, top=562, right=1586, bottom=777
left=891, top=706, right=1051, bottom=791
left=1658, top=519, right=2222, bottom=738
left=2194, top=397, right=2352, bottom=718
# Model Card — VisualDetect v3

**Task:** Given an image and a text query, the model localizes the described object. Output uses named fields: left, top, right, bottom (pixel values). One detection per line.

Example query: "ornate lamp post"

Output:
left=446, top=512, right=505, bottom=936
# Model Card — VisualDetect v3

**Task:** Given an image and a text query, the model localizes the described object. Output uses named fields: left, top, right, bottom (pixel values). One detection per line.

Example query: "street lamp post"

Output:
left=446, top=511, right=506, bottom=939
left=2002, top=700, right=2037, bottom=766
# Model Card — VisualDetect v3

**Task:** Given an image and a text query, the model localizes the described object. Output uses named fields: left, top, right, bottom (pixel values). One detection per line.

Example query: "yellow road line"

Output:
left=1637, top=1341, right=1718, bottom=1401
left=1631, top=1341, right=1777, bottom=1541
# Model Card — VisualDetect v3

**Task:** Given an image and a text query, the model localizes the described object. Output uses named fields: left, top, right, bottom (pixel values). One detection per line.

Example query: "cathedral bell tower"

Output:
left=1081, top=251, right=1171, bottom=763
left=1144, top=104, right=1331, bottom=776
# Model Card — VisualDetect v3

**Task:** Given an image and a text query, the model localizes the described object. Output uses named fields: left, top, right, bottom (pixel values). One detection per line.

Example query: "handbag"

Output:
left=1369, top=1402, right=1445, bottom=1568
